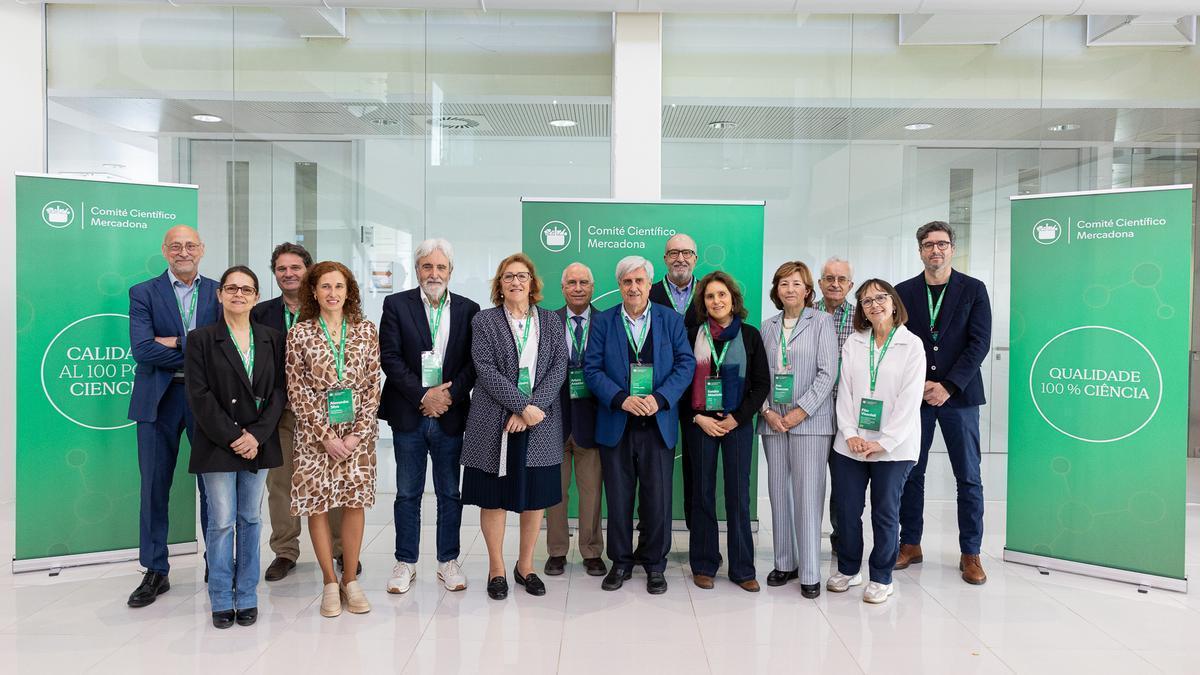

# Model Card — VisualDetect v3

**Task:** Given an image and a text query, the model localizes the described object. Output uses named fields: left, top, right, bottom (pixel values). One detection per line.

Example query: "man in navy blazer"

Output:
left=894, top=221, right=993, bottom=586
left=584, top=255, right=695, bottom=595
left=379, top=238, right=480, bottom=594
left=127, top=225, right=220, bottom=608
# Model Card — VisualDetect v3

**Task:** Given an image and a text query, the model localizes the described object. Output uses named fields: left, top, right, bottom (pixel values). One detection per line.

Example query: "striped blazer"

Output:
left=461, top=305, right=568, bottom=473
left=756, top=307, right=839, bottom=436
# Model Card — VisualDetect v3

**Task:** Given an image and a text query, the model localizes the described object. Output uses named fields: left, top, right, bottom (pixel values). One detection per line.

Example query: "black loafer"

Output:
left=543, top=556, right=566, bottom=576
left=335, top=556, right=362, bottom=576
left=127, top=571, right=170, bottom=608
left=265, top=557, right=296, bottom=582
left=601, top=567, right=632, bottom=591
left=583, top=558, right=608, bottom=577
left=767, top=569, right=799, bottom=587
left=487, top=575, right=508, bottom=600
left=800, top=583, right=820, bottom=599
left=212, top=610, right=235, bottom=629
left=514, top=566, right=546, bottom=596
left=646, top=571, right=668, bottom=595
left=235, top=607, right=258, bottom=626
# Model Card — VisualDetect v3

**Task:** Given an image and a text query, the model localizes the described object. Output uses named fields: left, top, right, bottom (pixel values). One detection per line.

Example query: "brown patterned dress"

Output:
left=285, top=317, right=381, bottom=516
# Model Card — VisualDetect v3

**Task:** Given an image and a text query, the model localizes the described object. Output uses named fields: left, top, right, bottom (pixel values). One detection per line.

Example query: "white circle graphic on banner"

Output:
left=540, top=220, right=571, bottom=252
left=41, top=313, right=137, bottom=431
left=43, top=201, right=75, bottom=229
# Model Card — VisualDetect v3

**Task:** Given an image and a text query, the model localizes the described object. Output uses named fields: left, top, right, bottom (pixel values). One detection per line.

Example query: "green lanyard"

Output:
left=319, top=316, right=347, bottom=381
left=780, top=313, right=799, bottom=370
left=569, top=315, right=588, bottom=357
left=817, top=299, right=849, bottom=335
left=227, top=324, right=255, bottom=378
left=623, top=311, right=651, bottom=362
left=662, top=279, right=694, bottom=314
left=926, top=286, right=945, bottom=332
left=703, top=323, right=731, bottom=374
left=868, top=327, right=897, bottom=395
left=176, top=284, right=199, bottom=330
left=428, top=294, right=447, bottom=345
left=284, top=305, right=298, bottom=331
left=512, top=310, right=533, bottom=357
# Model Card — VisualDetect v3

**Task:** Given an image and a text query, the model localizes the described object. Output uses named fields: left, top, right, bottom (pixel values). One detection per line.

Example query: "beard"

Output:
left=420, top=279, right=446, bottom=299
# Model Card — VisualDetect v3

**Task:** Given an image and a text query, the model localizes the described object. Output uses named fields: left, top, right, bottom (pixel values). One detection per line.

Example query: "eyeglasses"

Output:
left=564, top=279, right=592, bottom=288
left=502, top=272, right=532, bottom=283
left=821, top=275, right=850, bottom=285
left=920, top=241, right=952, bottom=252
left=665, top=249, right=697, bottom=260
left=860, top=293, right=891, bottom=308
left=166, top=242, right=202, bottom=254
left=221, top=285, right=257, bottom=296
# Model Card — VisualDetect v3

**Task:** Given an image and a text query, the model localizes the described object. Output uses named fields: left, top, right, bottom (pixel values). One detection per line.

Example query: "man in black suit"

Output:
left=379, top=238, right=480, bottom=594
left=894, top=221, right=993, bottom=586
left=544, top=262, right=607, bottom=578
left=252, top=242, right=347, bottom=582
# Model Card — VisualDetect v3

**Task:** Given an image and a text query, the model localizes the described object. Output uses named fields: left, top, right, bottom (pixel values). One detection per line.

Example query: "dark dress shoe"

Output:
left=601, top=567, right=632, bottom=591
left=127, top=571, right=170, bottom=608
left=265, top=557, right=296, bottom=582
left=235, top=607, right=258, bottom=626
left=646, top=571, right=668, bottom=595
left=487, top=576, right=509, bottom=600
left=583, top=558, right=608, bottom=577
left=800, top=583, right=821, bottom=599
left=335, top=556, right=363, bottom=576
left=767, top=569, right=798, bottom=587
left=514, top=566, right=546, bottom=596
left=212, top=610, right=236, bottom=629
left=204, top=565, right=208, bottom=584
left=543, top=556, right=566, bottom=576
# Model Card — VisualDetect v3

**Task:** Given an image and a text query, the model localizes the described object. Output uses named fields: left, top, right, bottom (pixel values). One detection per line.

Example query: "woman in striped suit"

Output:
left=757, top=261, right=839, bottom=598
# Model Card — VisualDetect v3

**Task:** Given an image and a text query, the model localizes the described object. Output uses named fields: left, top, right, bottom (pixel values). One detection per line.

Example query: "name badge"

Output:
left=420, top=350, right=443, bottom=387
left=569, top=367, right=590, bottom=399
left=772, top=373, right=794, bottom=404
left=630, top=364, right=654, bottom=396
left=931, top=330, right=940, bottom=343
left=517, top=366, right=533, bottom=397
left=704, top=377, right=723, bottom=411
left=327, top=388, right=354, bottom=425
left=858, top=397, right=884, bottom=431
left=255, top=396, right=264, bottom=411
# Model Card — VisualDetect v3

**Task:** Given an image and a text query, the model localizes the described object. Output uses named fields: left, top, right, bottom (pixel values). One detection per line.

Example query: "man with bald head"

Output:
left=126, top=225, right=220, bottom=608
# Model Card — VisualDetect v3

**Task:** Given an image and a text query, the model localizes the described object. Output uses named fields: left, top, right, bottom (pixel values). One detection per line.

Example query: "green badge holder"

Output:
left=704, top=377, right=723, bottom=411
left=517, top=366, right=533, bottom=397
left=421, top=350, right=442, bottom=387
left=630, top=364, right=654, bottom=396
left=327, top=388, right=354, bottom=425
left=569, top=367, right=590, bottom=399
left=858, top=397, right=883, bottom=431
left=773, top=373, right=794, bottom=404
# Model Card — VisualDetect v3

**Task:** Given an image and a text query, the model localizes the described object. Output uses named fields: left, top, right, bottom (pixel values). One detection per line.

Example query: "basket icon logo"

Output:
left=541, top=220, right=571, bottom=252
left=1033, top=218, right=1061, bottom=245
left=43, top=201, right=75, bottom=229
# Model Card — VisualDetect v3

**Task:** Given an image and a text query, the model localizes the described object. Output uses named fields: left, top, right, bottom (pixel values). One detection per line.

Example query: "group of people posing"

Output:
left=124, top=220, right=992, bottom=628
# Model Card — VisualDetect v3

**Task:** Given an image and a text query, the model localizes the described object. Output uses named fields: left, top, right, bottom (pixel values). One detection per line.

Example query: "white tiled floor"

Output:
left=3, top=457, right=1200, bottom=674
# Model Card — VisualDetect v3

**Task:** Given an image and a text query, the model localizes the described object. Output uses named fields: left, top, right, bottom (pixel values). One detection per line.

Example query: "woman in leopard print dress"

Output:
left=286, top=260, right=380, bottom=618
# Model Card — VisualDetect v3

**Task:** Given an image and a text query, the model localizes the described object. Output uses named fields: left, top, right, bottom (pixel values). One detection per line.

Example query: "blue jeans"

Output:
left=899, top=404, right=984, bottom=554
left=391, top=418, right=463, bottom=564
left=202, top=470, right=267, bottom=612
left=830, top=452, right=914, bottom=585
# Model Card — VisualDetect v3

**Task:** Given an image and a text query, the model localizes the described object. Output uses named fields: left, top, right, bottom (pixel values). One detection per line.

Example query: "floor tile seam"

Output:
left=808, top=589, right=868, bottom=675
left=82, top=625, right=148, bottom=673
left=1016, top=568, right=1147, bottom=653
left=907, top=564, right=1016, bottom=673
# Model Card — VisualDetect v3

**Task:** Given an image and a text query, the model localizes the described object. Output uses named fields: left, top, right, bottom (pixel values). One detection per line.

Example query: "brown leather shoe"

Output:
left=893, top=544, right=923, bottom=570
left=737, top=579, right=761, bottom=593
left=960, top=554, right=987, bottom=585
left=264, top=556, right=296, bottom=582
left=693, top=574, right=715, bottom=589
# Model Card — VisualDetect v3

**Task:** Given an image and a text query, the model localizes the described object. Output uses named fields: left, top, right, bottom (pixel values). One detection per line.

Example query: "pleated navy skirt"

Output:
left=462, top=431, right=562, bottom=513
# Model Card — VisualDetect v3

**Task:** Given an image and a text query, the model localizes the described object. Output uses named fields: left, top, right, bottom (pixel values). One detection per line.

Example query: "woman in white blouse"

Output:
left=827, top=279, right=926, bottom=604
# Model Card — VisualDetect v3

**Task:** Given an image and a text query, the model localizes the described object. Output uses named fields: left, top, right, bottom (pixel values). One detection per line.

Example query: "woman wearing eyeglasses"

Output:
left=461, top=253, right=567, bottom=600
left=826, top=279, right=926, bottom=605
left=186, top=265, right=286, bottom=628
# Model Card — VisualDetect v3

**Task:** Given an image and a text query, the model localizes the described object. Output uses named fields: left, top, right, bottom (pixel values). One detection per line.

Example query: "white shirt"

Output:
left=564, top=306, right=591, bottom=362
left=506, top=306, right=539, bottom=386
left=833, top=325, right=926, bottom=463
left=422, top=291, right=451, bottom=366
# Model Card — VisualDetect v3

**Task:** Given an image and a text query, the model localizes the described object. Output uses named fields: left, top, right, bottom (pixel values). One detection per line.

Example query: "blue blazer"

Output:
left=583, top=302, right=696, bottom=449
left=895, top=269, right=992, bottom=408
left=128, top=271, right=220, bottom=423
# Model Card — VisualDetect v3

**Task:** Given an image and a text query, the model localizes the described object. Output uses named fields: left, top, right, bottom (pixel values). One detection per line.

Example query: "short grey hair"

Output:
left=615, top=255, right=654, bottom=283
left=561, top=262, right=594, bottom=284
left=413, top=238, right=454, bottom=270
left=821, top=256, right=854, bottom=281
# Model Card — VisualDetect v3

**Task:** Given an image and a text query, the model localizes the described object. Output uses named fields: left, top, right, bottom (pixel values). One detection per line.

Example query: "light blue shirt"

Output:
left=620, top=303, right=652, bottom=357
left=167, top=268, right=199, bottom=332
left=663, top=277, right=694, bottom=314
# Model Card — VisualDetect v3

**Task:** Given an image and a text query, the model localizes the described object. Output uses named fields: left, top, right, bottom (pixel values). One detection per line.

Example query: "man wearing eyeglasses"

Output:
left=127, top=225, right=220, bottom=607
left=894, top=221, right=992, bottom=586
left=816, top=257, right=855, bottom=556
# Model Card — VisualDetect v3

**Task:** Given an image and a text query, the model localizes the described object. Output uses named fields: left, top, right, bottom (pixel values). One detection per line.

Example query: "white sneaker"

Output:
left=387, top=561, right=415, bottom=594
left=863, top=581, right=894, bottom=604
left=826, top=572, right=863, bottom=593
left=438, top=559, right=467, bottom=592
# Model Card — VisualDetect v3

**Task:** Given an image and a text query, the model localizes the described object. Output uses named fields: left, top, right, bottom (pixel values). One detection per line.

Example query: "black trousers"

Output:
left=601, top=423, right=674, bottom=573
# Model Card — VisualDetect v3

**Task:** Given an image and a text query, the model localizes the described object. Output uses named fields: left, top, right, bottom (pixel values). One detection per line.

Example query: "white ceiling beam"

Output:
left=1087, top=15, right=1196, bottom=46
left=900, top=13, right=1038, bottom=45
left=273, top=8, right=348, bottom=39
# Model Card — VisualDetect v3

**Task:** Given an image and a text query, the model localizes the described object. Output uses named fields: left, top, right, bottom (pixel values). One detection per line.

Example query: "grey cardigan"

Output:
left=461, top=305, right=568, bottom=473
left=756, top=307, right=839, bottom=436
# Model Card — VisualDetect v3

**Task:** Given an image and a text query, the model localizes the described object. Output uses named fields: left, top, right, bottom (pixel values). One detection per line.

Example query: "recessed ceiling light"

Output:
left=1049, top=123, right=1081, bottom=132
left=904, top=122, right=934, bottom=131
left=708, top=121, right=737, bottom=130
left=370, top=118, right=400, bottom=127
left=549, top=119, right=577, bottom=128
left=192, top=114, right=222, bottom=123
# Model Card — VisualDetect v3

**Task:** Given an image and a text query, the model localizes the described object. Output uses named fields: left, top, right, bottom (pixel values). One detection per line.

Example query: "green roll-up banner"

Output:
left=1006, top=185, right=1193, bottom=591
left=14, top=174, right=200, bottom=571
left=521, top=198, right=765, bottom=521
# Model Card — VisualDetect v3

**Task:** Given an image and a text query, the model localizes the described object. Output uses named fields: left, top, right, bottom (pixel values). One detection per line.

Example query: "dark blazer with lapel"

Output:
left=184, top=321, right=285, bottom=473
left=583, top=302, right=696, bottom=449
left=895, top=269, right=992, bottom=408
left=128, top=271, right=220, bottom=423
left=556, top=304, right=599, bottom=449
left=250, top=295, right=288, bottom=334
left=649, top=277, right=699, bottom=329
left=378, top=288, right=481, bottom=435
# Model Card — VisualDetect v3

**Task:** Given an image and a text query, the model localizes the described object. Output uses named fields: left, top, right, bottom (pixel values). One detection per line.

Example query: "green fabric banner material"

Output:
left=15, top=174, right=200, bottom=565
left=1007, top=185, right=1193, bottom=582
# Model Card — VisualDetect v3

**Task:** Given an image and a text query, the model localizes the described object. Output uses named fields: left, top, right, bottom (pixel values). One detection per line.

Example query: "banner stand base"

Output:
left=1004, top=548, right=1187, bottom=593
left=12, top=541, right=199, bottom=575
